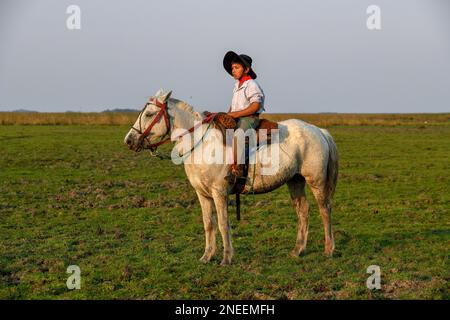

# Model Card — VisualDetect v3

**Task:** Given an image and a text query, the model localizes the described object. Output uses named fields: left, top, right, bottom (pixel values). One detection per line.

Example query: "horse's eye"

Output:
left=145, top=111, right=154, bottom=117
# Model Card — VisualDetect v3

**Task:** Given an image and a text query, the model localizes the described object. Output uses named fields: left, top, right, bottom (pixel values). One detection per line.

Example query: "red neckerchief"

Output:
left=239, top=75, right=252, bottom=86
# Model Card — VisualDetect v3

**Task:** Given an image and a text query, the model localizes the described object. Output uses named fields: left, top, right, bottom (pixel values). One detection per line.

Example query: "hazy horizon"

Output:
left=1, top=109, right=448, bottom=115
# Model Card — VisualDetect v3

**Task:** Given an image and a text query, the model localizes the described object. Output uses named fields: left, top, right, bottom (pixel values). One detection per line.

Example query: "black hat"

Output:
left=223, top=51, right=257, bottom=79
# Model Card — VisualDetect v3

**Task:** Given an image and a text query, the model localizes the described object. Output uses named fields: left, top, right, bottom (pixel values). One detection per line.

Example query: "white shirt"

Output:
left=230, top=79, right=265, bottom=114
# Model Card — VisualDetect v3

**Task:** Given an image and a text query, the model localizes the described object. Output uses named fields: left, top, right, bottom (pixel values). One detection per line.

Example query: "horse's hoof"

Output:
left=199, top=255, right=211, bottom=263
left=290, top=250, right=301, bottom=257
left=325, top=249, right=340, bottom=258
left=324, top=242, right=335, bottom=257
left=290, top=249, right=306, bottom=258
left=220, top=259, right=232, bottom=266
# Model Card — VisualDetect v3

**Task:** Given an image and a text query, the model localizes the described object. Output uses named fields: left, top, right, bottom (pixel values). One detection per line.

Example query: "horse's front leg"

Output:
left=212, top=190, right=234, bottom=265
left=196, top=192, right=217, bottom=263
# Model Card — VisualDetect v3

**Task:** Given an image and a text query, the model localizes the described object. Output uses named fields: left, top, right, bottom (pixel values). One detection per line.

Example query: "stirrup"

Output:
left=235, top=176, right=247, bottom=185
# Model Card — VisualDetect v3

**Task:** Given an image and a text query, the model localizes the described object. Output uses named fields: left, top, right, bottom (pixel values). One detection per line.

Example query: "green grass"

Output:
left=0, top=122, right=449, bottom=299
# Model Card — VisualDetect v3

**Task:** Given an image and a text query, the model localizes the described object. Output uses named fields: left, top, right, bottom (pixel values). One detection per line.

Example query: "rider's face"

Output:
left=231, top=63, right=249, bottom=80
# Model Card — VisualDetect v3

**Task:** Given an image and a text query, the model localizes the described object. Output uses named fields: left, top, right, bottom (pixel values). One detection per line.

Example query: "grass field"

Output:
left=0, top=114, right=449, bottom=299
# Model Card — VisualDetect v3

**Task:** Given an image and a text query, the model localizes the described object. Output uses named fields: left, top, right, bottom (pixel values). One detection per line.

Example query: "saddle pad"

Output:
left=256, top=118, right=278, bottom=131
left=213, top=112, right=236, bottom=129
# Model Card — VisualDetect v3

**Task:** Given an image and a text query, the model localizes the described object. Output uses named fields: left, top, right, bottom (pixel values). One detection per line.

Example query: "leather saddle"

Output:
left=210, top=112, right=279, bottom=145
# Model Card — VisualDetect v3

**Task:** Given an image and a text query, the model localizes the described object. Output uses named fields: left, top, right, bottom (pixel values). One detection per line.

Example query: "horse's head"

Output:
left=124, top=89, right=172, bottom=152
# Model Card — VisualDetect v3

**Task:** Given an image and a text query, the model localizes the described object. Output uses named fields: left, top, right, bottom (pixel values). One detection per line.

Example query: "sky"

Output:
left=0, top=0, right=449, bottom=113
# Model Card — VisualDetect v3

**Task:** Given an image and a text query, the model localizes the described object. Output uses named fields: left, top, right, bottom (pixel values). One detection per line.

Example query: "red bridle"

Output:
left=131, top=98, right=171, bottom=151
left=131, top=98, right=216, bottom=152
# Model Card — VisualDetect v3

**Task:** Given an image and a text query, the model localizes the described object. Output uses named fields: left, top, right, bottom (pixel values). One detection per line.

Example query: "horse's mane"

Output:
left=170, top=98, right=203, bottom=119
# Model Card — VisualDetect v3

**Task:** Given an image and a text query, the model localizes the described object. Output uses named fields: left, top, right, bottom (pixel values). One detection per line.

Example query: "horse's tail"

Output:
left=320, top=129, right=339, bottom=199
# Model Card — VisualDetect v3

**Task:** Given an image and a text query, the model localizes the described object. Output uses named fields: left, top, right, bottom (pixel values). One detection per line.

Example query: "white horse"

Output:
left=124, top=89, right=339, bottom=265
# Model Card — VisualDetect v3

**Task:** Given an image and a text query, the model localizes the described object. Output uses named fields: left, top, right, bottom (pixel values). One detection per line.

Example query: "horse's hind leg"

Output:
left=196, top=192, right=217, bottom=263
left=309, top=183, right=335, bottom=256
left=287, top=174, right=310, bottom=257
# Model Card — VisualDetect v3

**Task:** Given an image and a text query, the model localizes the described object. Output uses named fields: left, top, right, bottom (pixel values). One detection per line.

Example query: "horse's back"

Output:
left=278, top=118, right=333, bottom=180
left=278, top=118, right=331, bottom=151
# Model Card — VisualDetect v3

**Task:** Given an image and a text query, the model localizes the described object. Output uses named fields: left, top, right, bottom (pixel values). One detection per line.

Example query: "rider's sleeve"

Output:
left=245, top=80, right=265, bottom=113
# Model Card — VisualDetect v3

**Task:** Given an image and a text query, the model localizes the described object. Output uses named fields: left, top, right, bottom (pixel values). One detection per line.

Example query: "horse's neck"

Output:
left=168, top=99, right=219, bottom=158
left=169, top=99, right=203, bottom=133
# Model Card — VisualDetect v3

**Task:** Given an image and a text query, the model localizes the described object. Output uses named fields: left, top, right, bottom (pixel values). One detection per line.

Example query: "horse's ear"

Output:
left=154, top=88, right=164, bottom=97
left=159, top=90, right=172, bottom=103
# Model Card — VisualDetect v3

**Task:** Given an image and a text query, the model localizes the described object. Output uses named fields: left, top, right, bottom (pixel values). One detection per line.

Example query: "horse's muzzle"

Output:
left=124, top=134, right=141, bottom=152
